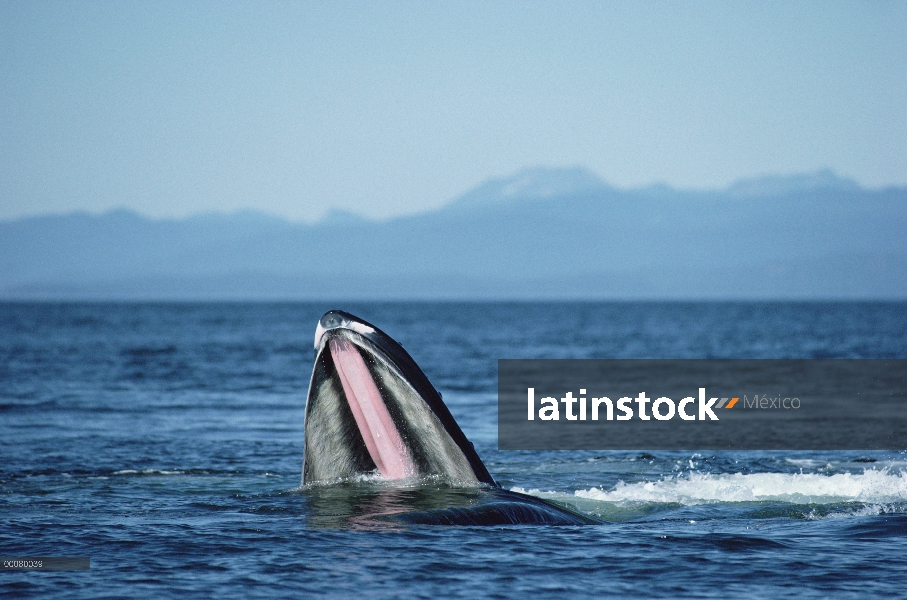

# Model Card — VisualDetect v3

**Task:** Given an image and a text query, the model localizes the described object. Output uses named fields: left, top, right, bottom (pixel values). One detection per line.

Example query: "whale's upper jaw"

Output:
left=303, top=310, right=497, bottom=487
left=314, top=310, right=376, bottom=352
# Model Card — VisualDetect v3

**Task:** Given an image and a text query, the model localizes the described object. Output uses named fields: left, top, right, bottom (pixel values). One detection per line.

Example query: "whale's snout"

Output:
left=314, top=310, right=375, bottom=351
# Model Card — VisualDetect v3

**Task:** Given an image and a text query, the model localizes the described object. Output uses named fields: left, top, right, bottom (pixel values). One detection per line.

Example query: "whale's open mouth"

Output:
left=302, top=310, right=496, bottom=487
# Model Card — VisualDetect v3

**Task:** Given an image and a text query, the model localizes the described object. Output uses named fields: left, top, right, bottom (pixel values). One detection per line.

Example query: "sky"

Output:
left=1, top=1, right=905, bottom=222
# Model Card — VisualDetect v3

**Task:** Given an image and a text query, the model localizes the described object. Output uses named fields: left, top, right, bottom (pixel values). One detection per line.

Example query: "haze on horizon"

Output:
left=2, top=1, right=905, bottom=223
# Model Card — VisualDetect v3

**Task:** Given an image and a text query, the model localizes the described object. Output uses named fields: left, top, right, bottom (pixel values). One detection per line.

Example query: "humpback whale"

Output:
left=302, top=310, right=598, bottom=526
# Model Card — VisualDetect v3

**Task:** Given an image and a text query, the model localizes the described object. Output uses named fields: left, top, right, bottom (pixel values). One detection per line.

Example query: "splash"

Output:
left=515, top=468, right=907, bottom=506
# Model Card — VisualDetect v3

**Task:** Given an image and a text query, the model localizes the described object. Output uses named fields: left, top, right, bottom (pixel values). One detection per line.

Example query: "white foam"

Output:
left=515, top=469, right=907, bottom=506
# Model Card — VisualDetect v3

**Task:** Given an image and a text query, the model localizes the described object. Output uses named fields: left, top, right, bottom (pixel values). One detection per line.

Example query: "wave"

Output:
left=514, top=468, right=907, bottom=510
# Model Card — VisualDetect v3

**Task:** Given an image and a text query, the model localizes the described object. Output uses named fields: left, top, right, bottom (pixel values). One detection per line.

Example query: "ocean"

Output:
left=2, top=301, right=906, bottom=598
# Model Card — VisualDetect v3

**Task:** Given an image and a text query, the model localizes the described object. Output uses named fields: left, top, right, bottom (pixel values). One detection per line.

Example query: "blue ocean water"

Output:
left=2, top=301, right=907, bottom=598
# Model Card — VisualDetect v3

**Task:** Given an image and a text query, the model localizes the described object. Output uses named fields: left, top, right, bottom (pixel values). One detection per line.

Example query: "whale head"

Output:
left=302, top=310, right=496, bottom=487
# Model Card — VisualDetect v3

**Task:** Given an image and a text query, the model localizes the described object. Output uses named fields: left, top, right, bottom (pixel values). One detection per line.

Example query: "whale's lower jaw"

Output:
left=302, top=314, right=495, bottom=486
left=395, top=502, right=594, bottom=526
left=391, top=491, right=600, bottom=526
left=303, top=485, right=601, bottom=528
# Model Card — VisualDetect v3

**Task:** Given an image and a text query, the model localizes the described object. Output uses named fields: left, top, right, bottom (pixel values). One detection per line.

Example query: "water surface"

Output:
left=2, top=302, right=906, bottom=598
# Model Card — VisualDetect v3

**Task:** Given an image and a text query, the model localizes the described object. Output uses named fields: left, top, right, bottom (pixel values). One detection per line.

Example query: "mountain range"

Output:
left=1, top=167, right=905, bottom=299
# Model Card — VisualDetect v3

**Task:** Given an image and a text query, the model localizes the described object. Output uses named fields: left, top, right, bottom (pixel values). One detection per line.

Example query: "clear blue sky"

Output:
left=2, top=1, right=905, bottom=221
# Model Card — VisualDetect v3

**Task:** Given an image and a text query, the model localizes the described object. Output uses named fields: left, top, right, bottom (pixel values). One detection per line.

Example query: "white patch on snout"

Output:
left=314, top=316, right=376, bottom=350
